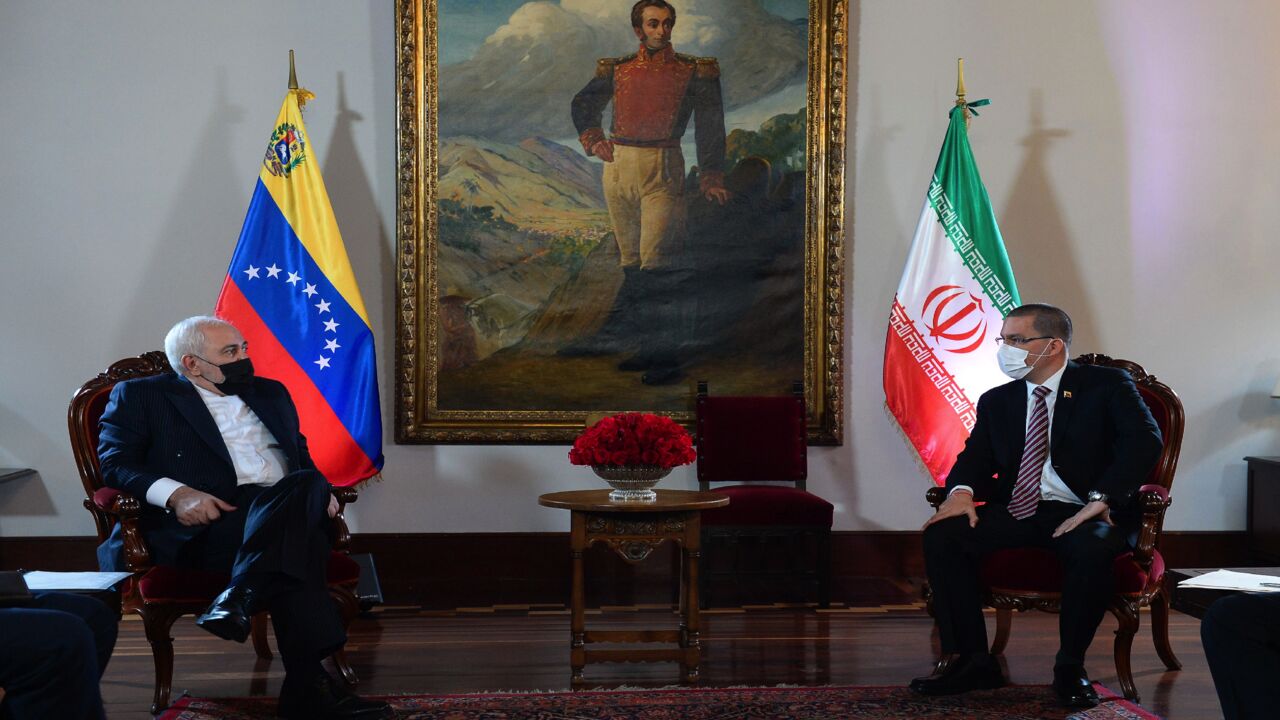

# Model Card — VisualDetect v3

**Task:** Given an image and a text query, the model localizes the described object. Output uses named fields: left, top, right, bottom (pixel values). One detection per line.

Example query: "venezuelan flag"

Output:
left=215, top=87, right=383, bottom=486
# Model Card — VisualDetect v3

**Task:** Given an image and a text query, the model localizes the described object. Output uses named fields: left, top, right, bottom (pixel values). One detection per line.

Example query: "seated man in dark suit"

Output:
left=1201, top=592, right=1280, bottom=719
left=911, top=304, right=1163, bottom=708
left=0, top=591, right=117, bottom=720
left=97, top=316, right=392, bottom=720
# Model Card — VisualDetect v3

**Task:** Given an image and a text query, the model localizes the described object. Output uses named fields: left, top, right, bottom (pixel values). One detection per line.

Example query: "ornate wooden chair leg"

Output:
left=1149, top=588, right=1183, bottom=671
left=329, top=584, right=361, bottom=686
left=251, top=612, right=273, bottom=660
left=331, top=648, right=358, bottom=686
left=1111, top=601, right=1141, bottom=702
left=140, top=605, right=183, bottom=715
left=990, top=608, right=1012, bottom=655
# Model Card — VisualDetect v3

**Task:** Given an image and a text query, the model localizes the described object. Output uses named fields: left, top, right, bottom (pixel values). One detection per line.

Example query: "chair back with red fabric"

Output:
left=696, top=380, right=807, bottom=489
left=67, top=351, right=173, bottom=542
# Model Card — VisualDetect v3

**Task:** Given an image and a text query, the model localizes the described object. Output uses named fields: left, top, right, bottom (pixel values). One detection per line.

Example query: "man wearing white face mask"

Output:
left=910, top=304, right=1163, bottom=709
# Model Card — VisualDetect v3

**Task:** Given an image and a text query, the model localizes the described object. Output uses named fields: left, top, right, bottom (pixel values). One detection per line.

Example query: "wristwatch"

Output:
left=1087, top=490, right=1110, bottom=506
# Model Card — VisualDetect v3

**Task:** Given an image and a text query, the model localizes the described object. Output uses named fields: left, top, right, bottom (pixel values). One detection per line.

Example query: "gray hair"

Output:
left=164, top=316, right=234, bottom=376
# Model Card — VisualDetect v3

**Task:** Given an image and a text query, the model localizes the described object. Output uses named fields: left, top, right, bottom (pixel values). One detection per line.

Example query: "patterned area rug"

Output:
left=157, top=684, right=1161, bottom=719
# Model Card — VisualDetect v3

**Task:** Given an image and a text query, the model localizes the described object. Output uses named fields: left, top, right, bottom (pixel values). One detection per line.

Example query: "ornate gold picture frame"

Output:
left=395, top=0, right=846, bottom=444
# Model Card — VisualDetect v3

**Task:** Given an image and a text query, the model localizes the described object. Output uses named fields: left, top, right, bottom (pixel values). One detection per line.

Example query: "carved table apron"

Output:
left=538, top=489, right=729, bottom=685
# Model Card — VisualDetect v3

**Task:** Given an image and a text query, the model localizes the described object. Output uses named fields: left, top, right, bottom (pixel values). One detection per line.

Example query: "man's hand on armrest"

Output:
left=167, top=486, right=237, bottom=527
left=923, top=488, right=977, bottom=530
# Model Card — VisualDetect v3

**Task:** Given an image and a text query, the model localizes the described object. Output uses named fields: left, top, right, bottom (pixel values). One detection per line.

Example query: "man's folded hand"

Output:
left=167, top=486, right=236, bottom=526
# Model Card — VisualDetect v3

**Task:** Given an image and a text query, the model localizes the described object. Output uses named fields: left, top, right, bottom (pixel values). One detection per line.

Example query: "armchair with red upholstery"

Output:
left=68, top=351, right=363, bottom=714
left=695, top=380, right=832, bottom=608
left=924, top=354, right=1183, bottom=701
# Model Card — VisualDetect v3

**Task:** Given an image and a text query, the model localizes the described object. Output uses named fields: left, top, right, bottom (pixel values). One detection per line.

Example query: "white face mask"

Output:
left=997, top=343, right=1033, bottom=379
left=997, top=341, right=1055, bottom=380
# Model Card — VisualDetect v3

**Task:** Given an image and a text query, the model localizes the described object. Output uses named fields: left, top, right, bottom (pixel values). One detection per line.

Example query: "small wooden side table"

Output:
left=538, top=489, right=729, bottom=686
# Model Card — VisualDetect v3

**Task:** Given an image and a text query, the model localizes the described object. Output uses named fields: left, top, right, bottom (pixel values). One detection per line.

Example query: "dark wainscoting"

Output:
left=0, top=531, right=1250, bottom=609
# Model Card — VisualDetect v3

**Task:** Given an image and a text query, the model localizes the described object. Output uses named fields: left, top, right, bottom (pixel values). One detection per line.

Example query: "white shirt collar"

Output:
left=1026, top=359, right=1067, bottom=398
left=191, top=380, right=230, bottom=402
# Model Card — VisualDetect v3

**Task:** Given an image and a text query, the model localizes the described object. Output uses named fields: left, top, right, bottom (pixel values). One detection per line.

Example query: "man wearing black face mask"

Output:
left=97, top=316, right=392, bottom=719
left=910, top=304, right=1163, bottom=709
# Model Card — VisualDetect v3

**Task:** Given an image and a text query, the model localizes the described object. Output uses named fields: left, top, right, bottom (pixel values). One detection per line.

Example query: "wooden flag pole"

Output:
left=288, top=49, right=298, bottom=90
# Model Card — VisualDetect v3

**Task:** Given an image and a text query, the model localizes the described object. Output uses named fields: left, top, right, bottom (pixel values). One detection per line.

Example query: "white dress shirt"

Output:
left=144, top=380, right=289, bottom=508
left=951, top=360, right=1084, bottom=506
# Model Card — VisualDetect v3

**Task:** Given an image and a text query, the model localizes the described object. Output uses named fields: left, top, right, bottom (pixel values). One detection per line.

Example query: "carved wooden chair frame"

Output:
left=68, top=351, right=362, bottom=713
left=925, top=353, right=1183, bottom=701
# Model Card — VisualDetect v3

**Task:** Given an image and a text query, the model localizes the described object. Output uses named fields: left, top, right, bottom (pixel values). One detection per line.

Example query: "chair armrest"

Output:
left=1137, top=483, right=1168, bottom=502
left=84, top=489, right=153, bottom=573
left=329, top=485, right=359, bottom=553
left=926, top=486, right=948, bottom=509
left=1130, top=486, right=1172, bottom=570
left=332, top=486, right=359, bottom=506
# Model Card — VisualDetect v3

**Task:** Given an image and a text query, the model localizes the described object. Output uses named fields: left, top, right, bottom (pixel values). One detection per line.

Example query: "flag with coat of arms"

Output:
left=884, top=101, right=1020, bottom=484
left=214, top=84, right=383, bottom=487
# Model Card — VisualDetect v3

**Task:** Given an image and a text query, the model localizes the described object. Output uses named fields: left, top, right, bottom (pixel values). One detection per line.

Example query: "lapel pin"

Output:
left=1063, top=390, right=1073, bottom=399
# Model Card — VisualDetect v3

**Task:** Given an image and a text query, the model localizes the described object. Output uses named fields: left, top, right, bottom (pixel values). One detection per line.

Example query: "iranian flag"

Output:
left=884, top=103, right=1020, bottom=484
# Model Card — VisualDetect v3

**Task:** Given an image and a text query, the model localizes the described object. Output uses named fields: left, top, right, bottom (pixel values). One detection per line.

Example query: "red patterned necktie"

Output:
left=1008, top=385, right=1052, bottom=520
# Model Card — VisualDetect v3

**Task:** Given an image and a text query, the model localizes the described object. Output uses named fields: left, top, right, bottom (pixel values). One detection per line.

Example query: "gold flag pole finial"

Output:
left=955, top=58, right=971, bottom=127
left=288, top=49, right=298, bottom=90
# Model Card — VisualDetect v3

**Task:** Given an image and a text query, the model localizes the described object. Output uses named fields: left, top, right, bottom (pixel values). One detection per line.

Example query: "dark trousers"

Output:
left=0, top=592, right=118, bottom=720
left=175, top=471, right=344, bottom=686
left=923, top=500, right=1128, bottom=667
left=1201, top=592, right=1280, bottom=720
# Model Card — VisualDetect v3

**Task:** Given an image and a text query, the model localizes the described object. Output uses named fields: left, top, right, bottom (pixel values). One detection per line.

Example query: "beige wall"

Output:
left=2, top=1, right=1276, bottom=538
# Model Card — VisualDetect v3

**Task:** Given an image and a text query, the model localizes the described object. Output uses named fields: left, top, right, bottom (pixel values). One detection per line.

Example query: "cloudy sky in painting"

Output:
left=438, top=0, right=808, bottom=142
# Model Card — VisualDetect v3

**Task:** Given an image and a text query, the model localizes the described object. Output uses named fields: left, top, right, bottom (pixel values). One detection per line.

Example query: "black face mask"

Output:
left=194, top=356, right=255, bottom=396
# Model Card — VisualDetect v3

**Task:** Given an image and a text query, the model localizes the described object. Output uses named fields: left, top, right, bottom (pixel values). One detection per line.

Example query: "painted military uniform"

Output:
left=571, top=43, right=727, bottom=270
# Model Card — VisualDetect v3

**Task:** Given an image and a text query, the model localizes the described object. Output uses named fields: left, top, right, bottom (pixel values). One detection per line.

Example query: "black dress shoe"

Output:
left=910, top=654, right=1006, bottom=696
left=278, top=671, right=395, bottom=719
left=194, top=585, right=255, bottom=643
left=1052, top=665, right=1100, bottom=708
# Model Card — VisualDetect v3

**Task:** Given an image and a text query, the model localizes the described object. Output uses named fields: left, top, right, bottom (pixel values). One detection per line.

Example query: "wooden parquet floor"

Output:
left=101, top=605, right=1221, bottom=719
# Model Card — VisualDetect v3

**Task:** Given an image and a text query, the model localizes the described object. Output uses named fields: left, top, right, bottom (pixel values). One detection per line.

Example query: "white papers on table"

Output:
left=1176, top=569, right=1280, bottom=592
left=21, top=571, right=132, bottom=591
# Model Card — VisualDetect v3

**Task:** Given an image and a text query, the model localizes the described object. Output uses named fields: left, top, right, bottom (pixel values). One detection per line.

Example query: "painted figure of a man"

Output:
left=568, top=0, right=730, bottom=385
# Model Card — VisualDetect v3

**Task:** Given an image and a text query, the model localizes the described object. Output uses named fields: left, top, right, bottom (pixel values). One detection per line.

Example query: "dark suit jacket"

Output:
left=944, top=361, right=1163, bottom=514
left=96, top=372, right=314, bottom=568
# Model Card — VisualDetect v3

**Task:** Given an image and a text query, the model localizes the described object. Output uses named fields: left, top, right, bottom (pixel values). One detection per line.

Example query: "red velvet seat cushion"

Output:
left=980, top=547, right=1165, bottom=595
left=701, top=485, right=833, bottom=527
left=138, top=552, right=360, bottom=603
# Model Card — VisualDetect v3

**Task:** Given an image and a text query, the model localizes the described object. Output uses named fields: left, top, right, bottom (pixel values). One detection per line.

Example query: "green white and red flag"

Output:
left=884, top=103, right=1021, bottom=484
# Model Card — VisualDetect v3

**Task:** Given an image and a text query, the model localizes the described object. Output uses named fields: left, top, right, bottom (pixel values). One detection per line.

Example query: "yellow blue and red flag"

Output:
left=215, top=87, right=383, bottom=486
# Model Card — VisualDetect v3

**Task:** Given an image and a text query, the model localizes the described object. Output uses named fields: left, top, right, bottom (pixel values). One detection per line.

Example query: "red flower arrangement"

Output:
left=568, top=413, right=697, bottom=469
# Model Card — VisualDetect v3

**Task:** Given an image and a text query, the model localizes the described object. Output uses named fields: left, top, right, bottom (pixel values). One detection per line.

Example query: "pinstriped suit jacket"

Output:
left=96, top=372, right=315, bottom=567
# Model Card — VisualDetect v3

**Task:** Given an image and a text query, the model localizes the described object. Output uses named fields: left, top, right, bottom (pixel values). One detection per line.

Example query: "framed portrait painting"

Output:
left=395, top=0, right=846, bottom=443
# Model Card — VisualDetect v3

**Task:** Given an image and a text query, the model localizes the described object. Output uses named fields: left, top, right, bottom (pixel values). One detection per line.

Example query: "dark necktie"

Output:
left=1008, top=385, right=1052, bottom=519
